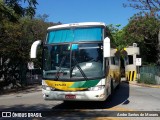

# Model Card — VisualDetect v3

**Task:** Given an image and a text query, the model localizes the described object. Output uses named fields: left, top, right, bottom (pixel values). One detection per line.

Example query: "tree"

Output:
left=124, top=0, right=160, bottom=17
left=123, top=0, right=160, bottom=64
left=107, top=24, right=127, bottom=50
left=0, top=0, right=38, bottom=88
left=0, top=0, right=38, bottom=22
left=124, top=15, right=160, bottom=64
left=0, top=14, right=60, bottom=88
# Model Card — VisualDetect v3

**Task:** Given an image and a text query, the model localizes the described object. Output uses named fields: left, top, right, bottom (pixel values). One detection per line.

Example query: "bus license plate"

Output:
left=65, top=95, right=76, bottom=99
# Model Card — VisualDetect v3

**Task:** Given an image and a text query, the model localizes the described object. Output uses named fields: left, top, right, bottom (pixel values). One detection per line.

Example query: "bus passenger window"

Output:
left=111, top=57, right=115, bottom=65
left=115, top=57, right=119, bottom=65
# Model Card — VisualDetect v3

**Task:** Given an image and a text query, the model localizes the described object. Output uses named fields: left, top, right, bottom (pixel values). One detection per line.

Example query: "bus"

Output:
left=30, top=22, right=121, bottom=101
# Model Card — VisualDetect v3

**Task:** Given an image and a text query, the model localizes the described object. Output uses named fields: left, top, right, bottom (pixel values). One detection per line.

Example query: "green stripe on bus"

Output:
left=81, top=79, right=100, bottom=88
left=70, top=79, right=100, bottom=88
left=69, top=81, right=86, bottom=88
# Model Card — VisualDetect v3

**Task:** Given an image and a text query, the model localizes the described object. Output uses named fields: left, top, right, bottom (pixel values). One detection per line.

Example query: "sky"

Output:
left=35, top=0, right=139, bottom=28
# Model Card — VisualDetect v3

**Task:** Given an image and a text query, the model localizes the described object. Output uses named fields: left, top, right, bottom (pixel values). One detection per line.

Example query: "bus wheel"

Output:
left=110, top=80, right=114, bottom=96
left=108, top=80, right=113, bottom=101
left=116, top=79, right=121, bottom=89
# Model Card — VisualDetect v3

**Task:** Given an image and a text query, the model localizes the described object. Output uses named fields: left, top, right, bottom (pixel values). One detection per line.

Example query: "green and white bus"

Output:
left=30, top=22, right=121, bottom=101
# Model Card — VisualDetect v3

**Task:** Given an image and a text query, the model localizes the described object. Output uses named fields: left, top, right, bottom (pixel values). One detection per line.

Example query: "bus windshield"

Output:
left=46, top=27, right=102, bottom=43
left=43, top=43, right=103, bottom=80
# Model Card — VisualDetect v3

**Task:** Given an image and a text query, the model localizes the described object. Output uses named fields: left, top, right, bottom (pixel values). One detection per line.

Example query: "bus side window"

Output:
left=110, top=57, right=119, bottom=65
left=111, top=57, right=115, bottom=65
left=115, top=57, right=119, bottom=65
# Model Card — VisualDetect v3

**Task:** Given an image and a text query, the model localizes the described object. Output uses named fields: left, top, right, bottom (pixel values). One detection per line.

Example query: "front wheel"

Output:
left=107, top=80, right=114, bottom=101
left=110, top=80, right=114, bottom=95
left=110, top=80, right=114, bottom=96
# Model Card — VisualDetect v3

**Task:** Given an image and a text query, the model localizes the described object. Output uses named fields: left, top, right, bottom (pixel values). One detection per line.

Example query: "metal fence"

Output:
left=140, top=66, right=160, bottom=85
left=26, top=68, right=42, bottom=85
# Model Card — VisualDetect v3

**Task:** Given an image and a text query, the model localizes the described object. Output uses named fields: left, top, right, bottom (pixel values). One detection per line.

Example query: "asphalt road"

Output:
left=0, top=82, right=160, bottom=120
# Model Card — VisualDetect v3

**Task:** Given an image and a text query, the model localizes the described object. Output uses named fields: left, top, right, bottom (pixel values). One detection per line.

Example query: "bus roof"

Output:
left=47, top=22, right=106, bottom=30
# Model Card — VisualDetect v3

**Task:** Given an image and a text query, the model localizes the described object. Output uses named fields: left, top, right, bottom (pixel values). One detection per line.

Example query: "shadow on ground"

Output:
left=52, top=81, right=130, bottom=109
left=0, top=82, right=130, bottom=119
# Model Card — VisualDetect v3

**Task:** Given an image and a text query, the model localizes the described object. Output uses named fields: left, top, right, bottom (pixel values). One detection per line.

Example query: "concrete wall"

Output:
left=125, top=46, right=140, bottom=81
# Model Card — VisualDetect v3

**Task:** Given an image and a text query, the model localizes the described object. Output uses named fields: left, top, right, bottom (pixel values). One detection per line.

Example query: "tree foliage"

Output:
left=107, top=24, right=127, bottom=50
left=124, top=14, right=160, bottom=64
left=0, top=0, right=38, bottom=22
left=0, top=14, right=60, bottom=88
left=123, top=0, right=160, bottom=64
left=125, top=15, right=160, bottom=43
left=0, top=0, right=39, bottom=88
left=124, top=0, right=160, bottom=17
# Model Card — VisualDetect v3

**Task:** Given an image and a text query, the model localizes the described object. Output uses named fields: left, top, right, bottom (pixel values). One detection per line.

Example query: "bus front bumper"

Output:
left=42, top=88, right=107, bottom=101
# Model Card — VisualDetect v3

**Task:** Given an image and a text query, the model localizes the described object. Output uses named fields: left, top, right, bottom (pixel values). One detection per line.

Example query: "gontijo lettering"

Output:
left=55, top=83, right=66, bottom=86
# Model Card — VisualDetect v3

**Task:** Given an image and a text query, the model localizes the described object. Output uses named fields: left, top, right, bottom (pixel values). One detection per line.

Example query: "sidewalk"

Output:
left=0, top=84, right=41, bottom=95
left=121, top=77, right=160, bottom=88
left=18, top=84, right=42, bottom=93
left=129, top=81, right=160, bottom=88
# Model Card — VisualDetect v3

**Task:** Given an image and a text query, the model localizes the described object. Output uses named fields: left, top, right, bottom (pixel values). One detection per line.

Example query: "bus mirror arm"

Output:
left=103, top=37, right=111, bottom=57
left=30, top=40, right=42, bottom=58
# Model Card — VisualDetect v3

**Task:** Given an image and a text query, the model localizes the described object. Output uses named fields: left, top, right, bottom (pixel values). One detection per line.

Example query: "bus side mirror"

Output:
left=30, top=40, right=42, bottom=58
left=103, top=37, right=111, bottom=57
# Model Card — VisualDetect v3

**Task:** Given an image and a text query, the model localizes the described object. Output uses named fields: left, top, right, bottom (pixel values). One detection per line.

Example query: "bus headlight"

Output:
left=88, top=85, right=105, bottom=91
left=46, top=86, right=51, bottom=91
left=42, top=85, right=55, bottom=91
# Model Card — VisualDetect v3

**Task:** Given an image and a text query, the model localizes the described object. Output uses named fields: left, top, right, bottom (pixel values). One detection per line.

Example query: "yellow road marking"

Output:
left=107, top=106, right=134, bottom=111
left=92, top=118, right=128, bottom=120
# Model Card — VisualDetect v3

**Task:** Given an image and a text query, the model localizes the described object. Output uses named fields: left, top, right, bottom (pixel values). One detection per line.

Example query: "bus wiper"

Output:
left=55, top=55, right=66, bottom=80
left=71, top=57, right=88, bottom=80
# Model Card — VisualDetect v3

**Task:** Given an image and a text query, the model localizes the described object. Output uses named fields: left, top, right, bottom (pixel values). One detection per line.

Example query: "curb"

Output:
left=128, top=81, right=160, bottom=88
